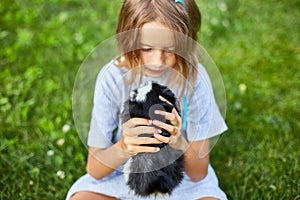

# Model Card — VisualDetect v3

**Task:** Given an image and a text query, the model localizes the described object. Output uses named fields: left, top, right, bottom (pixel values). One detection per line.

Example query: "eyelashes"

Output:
left=140, top=47, right=176, bottom=54
left=141, top=47, right=152, bottom=52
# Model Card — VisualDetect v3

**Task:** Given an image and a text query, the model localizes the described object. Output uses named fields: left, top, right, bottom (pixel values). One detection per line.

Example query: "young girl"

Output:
left=67, top=0, right=228, bottom=199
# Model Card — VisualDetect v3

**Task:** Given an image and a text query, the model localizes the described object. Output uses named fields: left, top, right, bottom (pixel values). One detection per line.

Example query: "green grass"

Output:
left=1, top=0, right=299, bottom=199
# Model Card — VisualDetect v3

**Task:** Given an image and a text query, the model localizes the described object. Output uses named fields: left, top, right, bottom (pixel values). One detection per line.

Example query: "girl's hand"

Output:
left=152, top=96, right=188, bottom=151
left=121, top=118, right=163, bottom=156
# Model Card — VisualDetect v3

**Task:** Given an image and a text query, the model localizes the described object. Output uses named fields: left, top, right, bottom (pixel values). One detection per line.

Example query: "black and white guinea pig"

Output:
left=122, top=81, right=184, bottom=197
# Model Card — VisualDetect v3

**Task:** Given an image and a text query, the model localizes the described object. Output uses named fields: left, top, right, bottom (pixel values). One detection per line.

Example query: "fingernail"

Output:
left=157, top=129, right=162, bottom=133
left=148, top=120, right=152, bottom=125
left=156, top=147, right=160, bottom=152
left=154, top=110, right=159, bottom=114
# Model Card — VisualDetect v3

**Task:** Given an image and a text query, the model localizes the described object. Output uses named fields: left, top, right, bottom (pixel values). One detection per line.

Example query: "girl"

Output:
left=67, top=0, right=227, bottom=199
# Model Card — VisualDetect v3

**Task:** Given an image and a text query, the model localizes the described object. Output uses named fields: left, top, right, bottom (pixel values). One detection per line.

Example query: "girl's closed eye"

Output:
left=141, top=47, right=152, bottom=52
left=164, top=47, right=175, bottom=54
left=141, top=47, right=175, bottom=54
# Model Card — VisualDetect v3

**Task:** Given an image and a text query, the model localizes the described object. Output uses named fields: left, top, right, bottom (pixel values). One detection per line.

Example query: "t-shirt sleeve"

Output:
left=185, top=64, right=227, bottom=141
left=87, top=64, right=120, bottom=148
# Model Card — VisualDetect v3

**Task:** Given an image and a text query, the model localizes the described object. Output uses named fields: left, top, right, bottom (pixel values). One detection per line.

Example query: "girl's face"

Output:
left=139, top=22, right=177, bottom=78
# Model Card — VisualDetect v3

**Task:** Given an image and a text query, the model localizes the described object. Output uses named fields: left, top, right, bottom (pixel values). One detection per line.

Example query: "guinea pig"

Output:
left=122, top=81, right=184, bottom=197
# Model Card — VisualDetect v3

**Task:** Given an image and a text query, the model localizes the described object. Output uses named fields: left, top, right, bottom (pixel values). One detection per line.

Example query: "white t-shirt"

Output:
left=88, top=60, right=227, bottom=148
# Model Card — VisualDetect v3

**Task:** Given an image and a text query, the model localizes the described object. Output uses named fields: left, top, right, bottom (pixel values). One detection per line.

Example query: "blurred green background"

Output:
left=0, top=0, right=299, bottom=199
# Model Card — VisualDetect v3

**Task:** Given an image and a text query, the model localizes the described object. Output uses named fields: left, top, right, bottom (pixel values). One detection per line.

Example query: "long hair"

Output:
left=115, top=0, right=201, bottom=98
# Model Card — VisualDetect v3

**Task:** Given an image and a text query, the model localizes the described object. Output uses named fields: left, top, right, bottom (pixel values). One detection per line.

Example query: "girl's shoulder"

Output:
left=194, top=63, right=212, bottom=88
left=97, top=60, right=126, bottom=81
left=95, top=60, right=128, bottom=89
left=187, top=63, right=214, bottom=97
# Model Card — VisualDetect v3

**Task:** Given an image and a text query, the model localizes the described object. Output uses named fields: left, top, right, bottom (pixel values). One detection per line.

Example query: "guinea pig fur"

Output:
left=122, top=81, right=184, bottom=197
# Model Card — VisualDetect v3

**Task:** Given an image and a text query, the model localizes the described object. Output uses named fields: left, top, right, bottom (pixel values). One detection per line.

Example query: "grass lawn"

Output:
left=1, top=0, right=299, bottom=199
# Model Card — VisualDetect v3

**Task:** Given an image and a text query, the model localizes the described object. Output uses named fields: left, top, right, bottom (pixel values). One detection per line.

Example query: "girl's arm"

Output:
left=88, top=136, right=210, bottom=182
left=87, top=118, right=163, bottom=180
left=86, top=142, right=130, bottom=180
left=182, top=139, right=210, bottom=182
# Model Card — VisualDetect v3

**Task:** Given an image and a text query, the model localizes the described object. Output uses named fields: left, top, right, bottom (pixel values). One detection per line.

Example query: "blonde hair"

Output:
left=115, top=0, right=201, bottom=97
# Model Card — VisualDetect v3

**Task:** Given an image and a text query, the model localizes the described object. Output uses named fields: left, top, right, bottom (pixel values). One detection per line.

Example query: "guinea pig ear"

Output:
left=160, top=89, right=176, bottom=105
left=162, top=102, right=174, bottom=113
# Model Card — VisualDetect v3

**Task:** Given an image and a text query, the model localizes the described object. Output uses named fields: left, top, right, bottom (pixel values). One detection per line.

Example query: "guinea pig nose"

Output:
left=149, top=104, right=166, bottom=123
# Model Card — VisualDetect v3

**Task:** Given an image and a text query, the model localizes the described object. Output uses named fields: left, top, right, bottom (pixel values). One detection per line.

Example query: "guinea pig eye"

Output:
left=130, top=90, right=137, bottom=101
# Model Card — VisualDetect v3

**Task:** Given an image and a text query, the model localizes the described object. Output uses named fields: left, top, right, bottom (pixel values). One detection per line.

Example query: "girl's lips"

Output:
left=143, top=66, right=168, bottom=77
left=146, top=68, right=164, bottom=74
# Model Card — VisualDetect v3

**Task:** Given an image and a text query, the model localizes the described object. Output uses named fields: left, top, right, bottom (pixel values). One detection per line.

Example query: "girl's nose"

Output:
left=152, top=50, right=165, bottom=65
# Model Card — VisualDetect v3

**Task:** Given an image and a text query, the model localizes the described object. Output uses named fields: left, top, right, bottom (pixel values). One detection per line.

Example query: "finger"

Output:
left=154, top=110, right=179, bottom=126
left=154, top=133, right=171, bottom=143
left=135, top=126, right=162, bottom=134
left=126, top=137, right=163, bottom=145
left=124, top=118, right=152, bottom=128
left=171, top=108, right=181, bottom=126
left=128, top=145, right=160, bottom=154
left=124, top=126, right=161, bottom=136
left=152, top=120, right=178, bottom=135
left=172, top=107, right=181, bottom=120
left=158, top=95, right=172, bottom=105
left=154, top=110, right=175, bottom=120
